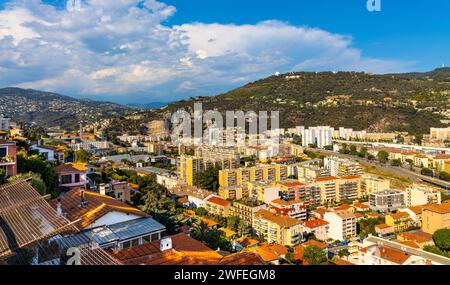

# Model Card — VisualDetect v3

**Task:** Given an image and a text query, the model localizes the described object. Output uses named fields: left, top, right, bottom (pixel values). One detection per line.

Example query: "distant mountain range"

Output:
left=126, top=102, right=170, bottom=109
left=3, top=68, right=450, bottom=134
left=0, top=87, right=133, bottom=129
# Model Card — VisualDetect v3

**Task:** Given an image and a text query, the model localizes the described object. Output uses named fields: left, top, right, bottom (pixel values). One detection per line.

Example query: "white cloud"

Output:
left=0, top=0, right=416, bottom=102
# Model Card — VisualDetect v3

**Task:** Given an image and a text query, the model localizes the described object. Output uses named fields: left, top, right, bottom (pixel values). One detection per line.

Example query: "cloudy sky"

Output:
left=0, top=0, right=449, bottom=104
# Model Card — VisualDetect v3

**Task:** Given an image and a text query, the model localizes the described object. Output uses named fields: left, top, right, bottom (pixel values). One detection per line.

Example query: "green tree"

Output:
left=377, top=151, right=389, bottom=163
left=302, top=246, right=328, bottom=265
left=0, top=168, right=6, bottom=184
left=204, top=229, right=232, bottom=251
left=433, top=229, right=450, bottom=252
left=337, top=249, right=350, bottom=258
left=75, top=150, right=91, bottom=163
left=423, top=245, right=450, bottom=258
left=8, top=172, right=47, bottom=195
left=438, top=171, right=450, bottom=182
left=358, top=147, right=368, bottom=158
left=391, top=159, right=402, bottom=167
left=421, top=168, right=434, bottom=177
left=191, top=221, right=210, bottom=242
left=349, top=145, right=358, bottom=156
left=226, top=216, right=241, bottom=232
left=194, top=166, right=219, bottom=192
left=17, top=154, right=56, bottom=193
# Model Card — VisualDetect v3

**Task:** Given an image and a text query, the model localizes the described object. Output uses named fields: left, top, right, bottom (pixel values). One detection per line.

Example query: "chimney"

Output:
left=160, top=237, right=172, bottom=251
left=56, top=199, right=62, bottom=216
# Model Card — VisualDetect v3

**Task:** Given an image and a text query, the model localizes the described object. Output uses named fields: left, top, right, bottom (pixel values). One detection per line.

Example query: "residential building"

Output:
left=399, top=206, right=424, bottom=227
left=52, top=189, right=165, bottom=250
left=397, top=231, right=434, bottom=249
left=375, top=224, right=394, bottom=238
left=219, top=164, right=288, bottom=188
left=301, top=126, right=333, bottom=148
left=406, top=184, right=441, bottom=207
left=168, top=185, right=215, bottom=208
left=361, top=175, right=391, bottom=196
left=385, top=212, right=410, bottom=233
left=205, top=196, right=232, bottom=217
left=179, top=155, right=238, bottom=186
left=324, top=156, right=363, bottom=177
left=303, top=219, right=329, bottom=241
left=0, top=135, right=17, bottom=177
left=55, top=163, right=88, bottom=190
left=219, top=185, right=247, bottom=200
left=253, top=209, right=303, bottom=246
left=421, top=202, right=450, bottom=234
left=248, top=181, right=280, bottom=204
left=147, top=120, right=170, bottom=138
left=429, top=127, right=450, bottom=140
left=99, top=181, right=136, bottom=203
left=369, top=189, right=406, bottom=212
left=229, top=199, right=267, bottom=226
left=297, top=164, right=330, bottom=182
left=0, top=114, right=10, bottom=131
left=269, top=199, right=307, bottom=221
left=314, top=176, right=338, bottom=205
left=30, top=143, right=65, bottom=163
left=324, top=210, right=357, bottom=241
left=338, top=176, right=362, bottom=201
left=145, top=142, right=165, bottom=155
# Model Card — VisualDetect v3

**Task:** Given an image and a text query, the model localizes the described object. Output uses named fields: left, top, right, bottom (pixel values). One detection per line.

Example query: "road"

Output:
left=308, top=148, right=450, bottom=192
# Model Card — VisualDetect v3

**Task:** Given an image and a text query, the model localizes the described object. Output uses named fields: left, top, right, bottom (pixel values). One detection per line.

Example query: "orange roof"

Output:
left=177, top=197, right=189, bottom=204
left=399, top=241, right=420, bottom=249
left=301, top=240, right=327, bottom=250
left=206, top=196, right=231, bottom=207
left=304, top=219, right=329, bottom=229
left=293, top=240, right=327, bottom=261
left=375, top=224, right=392, bottom=230
left=312, top=208, right=328, bottom=216
left=247, top=246, right=283, bottom=262
left=354, top=213, right=364, bottom=218
left=398, top=231, right=433, bottom=244
left=374, top=245, right=412, bottom=265
left=236, top=237, right=259, bottom=248
left=51, top=189, right=148, bottom=229
left=316, top=176, right=338, bottom=182
left=55, top=163, right=86, bottom=174
left=218, top=252, right=265, bottom=265
left=365, top=212, right=381, bottom=218
left=434, top=154, right=450, bottom=160
left=332, top=258, right=353, bottom=265
left=280, top=181, right=306, bottom=187
left=199, top=217, right=219, bottom=228
left=255, top=209, right=302, bottom=227
left=219, top=228, right=237, bottom=238
left=340, top=176, right=361, bottom=180
left=271, top=199, right=303, bottom=206
left=388, top=212, right=410, bottom=219
left=423, top=203, right=450, bottom=214
left=334, top=204, right=352, bottom=211
left=353, top=202, right=369, bottom=209
left=407, top=205, right=424, bottom=215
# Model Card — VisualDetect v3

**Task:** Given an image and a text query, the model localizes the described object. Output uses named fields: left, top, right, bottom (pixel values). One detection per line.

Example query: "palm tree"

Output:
left=191, top=221, right=209, bottom=242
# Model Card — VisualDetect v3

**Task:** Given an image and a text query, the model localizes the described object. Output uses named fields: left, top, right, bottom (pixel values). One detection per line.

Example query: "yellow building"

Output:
left=248, top=181, right=279, bottom=204
left=361, top=175, right=391, bottom=196
left=421, top=202, right=450, bottom=234
left=230, top=200, right=267, bottom=226
left=253, top=209, right=303, bottom=246
left=219, top=185, right=247, bottom=200
left=179, top=155, right=238, bottom=186
left=337, top=176, right=362, bottom=202
left=204, top=196, right=232, bottom=218
left=219, top=164, right=288, bottom=188
left=385, top=212, right=410, bottom=233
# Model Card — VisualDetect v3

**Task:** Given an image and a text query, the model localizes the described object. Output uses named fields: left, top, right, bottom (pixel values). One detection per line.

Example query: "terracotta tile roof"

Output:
left=301, top=240, right=328, bottom=250
left=398, top=231, right=433, bottom=244
left=399, top=241, right=420, bottom=249
left=254, top=209, right=302, bottom=228
left=334, top=204, right=352, bottom=211
left=434, top=154, right=450, bottom=160
left=247, top=246, right=281, bottom=262
left=52, top=189, right=149, bottom=229
left=407, top=205, right=424, bottom=215
left=354, top=213, right=364, bottom=219
left=271, top=199, right=303, bottom=206
left=332, top=258, right=354, bottom=265
left=206, top=196, right=231, bottom=207
left=423, top=203, right=450, bottom=214
left=340, top=176, right=361, bottom=180
left=218, top=228, right=237, bottom=238
left=312, top=208, right=328, bottom=216
left=304, top=219, right=329, bottom=229
left=388, top=212, right=410, bottom=219
left=177, top=197, right=189, bottom=204
left=353, top=202, right=369, bottom=209
left=375, top=224, right=392, bottom=230
left=315, top=176, right=338, bottom=182
left=365, top=212, right=381, bottom=218
left=280, top=181, right=307, bottom=187
left=55, top=163, right=85, bottom=173
left=374, top=245, right=412, bottom=265
left=260, top=244, right=288, bottom=256
left=235, top=237, right=259, bottom=248
left=218, top=252, right=265, bottom=265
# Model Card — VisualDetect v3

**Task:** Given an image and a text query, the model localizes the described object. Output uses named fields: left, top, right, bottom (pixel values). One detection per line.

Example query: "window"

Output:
left=151, top=233, right=159, bottom=241
left=142, top=235, right=151, bottom=243
left=74, top=173, right=80, bottom=183
left=121, top=241, right=131, bottom=249
left=0, top=147, right=6, bottom=158
left=61, top=175, right=72, bottom=184
left=131, top=239, right=139, bottom=247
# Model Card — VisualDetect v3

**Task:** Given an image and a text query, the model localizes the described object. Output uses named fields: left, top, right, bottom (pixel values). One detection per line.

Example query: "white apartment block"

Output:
left=405, top=184, right=441, bottom=207
left=301, top=126, right=333, bottom=148
left=0, top=114, right=10, bottom=131
left=324, top=210, right=357, bottom=241
left=324, top=156, right=364, bottom=177
left=429, top=127, right=450, bottom=140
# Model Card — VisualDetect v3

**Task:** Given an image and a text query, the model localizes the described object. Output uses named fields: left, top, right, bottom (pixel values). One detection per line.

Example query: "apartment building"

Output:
left=219, top=185, right=247, bottom=200
left=301, top=126, right=333, bottom=148
left=338, top=176, right=362, bottom=201
left=168, top=184, right=215, bottom=208
left=361, top=175, right=391, bottom=196
left=385, top=212, right=410, bottom=233
left=269, top=199, right=307, bottom=221
left=0, top=115, right=10, bottom=131
left=253, top=209, right=303, bottom=246
left=314, top=177, right=339, bottom=205
left=205, top=196, right=232, bottom=217
left=230, top=200, right=267, bottom=227
left=369, top=189, right=406, bottom=212
left=324, top=156, right=363, bottom=177
left=194, top=145, right=240, bottom=161
left=406, top=184, right=441, bottom=207
left=429, top=127, right=450, bottom=140
left=219, top=164, right=288, bottom=188
left=324, top=210, right=357, bottom=241
left=179, top=155, right=238, bottom=186
left=303, top=219, right=329, bottom=241
left=0, top=134, right=17, bottom=177
left=421, top=202, right=450, bottom=234
left=297, top=165, right=330, bottom=182
left=248, top=181, right=280, bottom=204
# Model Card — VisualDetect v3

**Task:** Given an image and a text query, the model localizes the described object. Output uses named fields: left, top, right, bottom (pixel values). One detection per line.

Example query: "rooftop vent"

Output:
left=160, top=237, right=172, bottom=252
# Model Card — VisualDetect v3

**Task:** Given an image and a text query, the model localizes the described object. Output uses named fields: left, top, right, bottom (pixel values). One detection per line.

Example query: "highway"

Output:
left=308, top=148, right=450, bottom=193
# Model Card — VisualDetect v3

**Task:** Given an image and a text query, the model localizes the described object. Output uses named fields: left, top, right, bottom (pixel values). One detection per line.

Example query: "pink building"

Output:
left=55, top=163, right=87, bottom=190
left=0, top=132, right=17, bottom=177
left=304, top=219, right=330, bottom=241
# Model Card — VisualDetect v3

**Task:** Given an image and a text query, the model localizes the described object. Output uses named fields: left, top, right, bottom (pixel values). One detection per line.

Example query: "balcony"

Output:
left=0, top=155, right=15, bottom=166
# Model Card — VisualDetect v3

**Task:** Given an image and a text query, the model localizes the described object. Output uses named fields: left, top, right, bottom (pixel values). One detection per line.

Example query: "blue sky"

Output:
left=0, top=0, right=449, bottom=104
